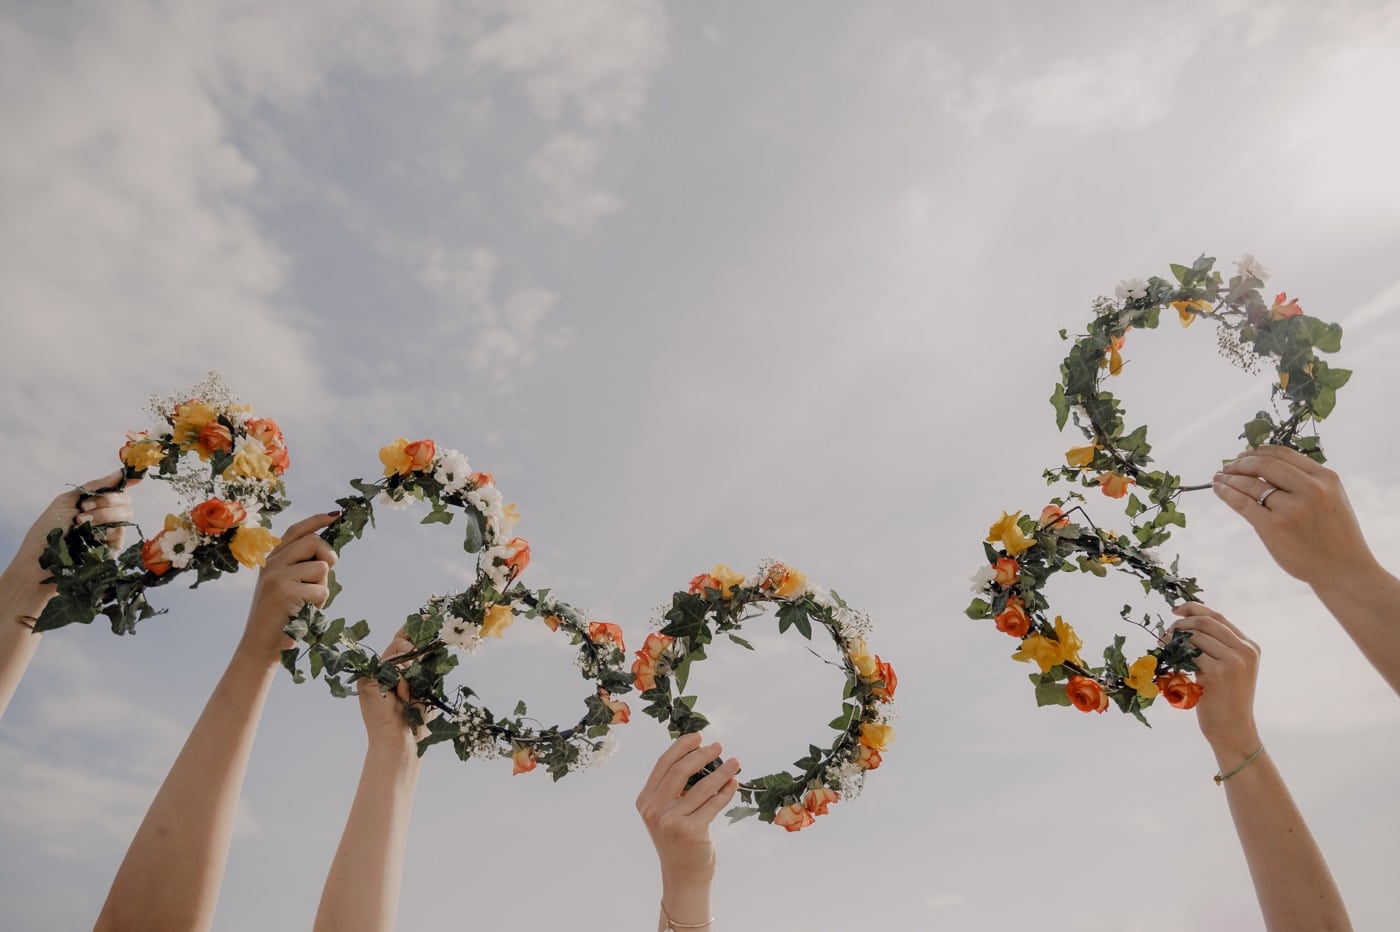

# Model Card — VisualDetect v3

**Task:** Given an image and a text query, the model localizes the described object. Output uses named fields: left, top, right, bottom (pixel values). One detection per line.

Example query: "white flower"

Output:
left=969, top=564, right=997, bottom=594
left=1235, top=254, right=1269, bottom=283
left=588, top=734, right=619, bottom=768
left=375, top=489, right=412, bottom=511
left=829, top=760, right=866, bottom=798
left=1069, top=404, right=1090, bottom=425
left=159, top=525, right=198, bottom=570
left=1114, top=277, right=1149, bottom=302
left=467, top=484, right=503, bottom=515
left=440, top=614, right=483, bottom=652
left=1140, top=548, right=1163, bottom=565
left=434, top=448, right=472, bottom=493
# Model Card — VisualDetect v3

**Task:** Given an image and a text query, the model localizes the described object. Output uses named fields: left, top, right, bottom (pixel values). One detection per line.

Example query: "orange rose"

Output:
left=503, top=538, right=531, bottom=577
left=688, top=572, right=721, bottom=595
left=246, top=419, right=289, bottom=474
left=599, top=689, right=631, bottom=724
left=141, top=535, right=173, bottom=576
left=119, top=431, right=165, bottom=471
left=994, top=595, right=1032, bottom=639
left=802, top=785, right=839, bottom=816
left=773, top=802, right=815, bottom=833
left=588, top=621, right=625, bottom=652
left=190, top=498, right=248, bottom=535
left=1039, top=504, right=1069, bottom=529
left=632, top=655, right=659, bottom=691
left=542, top=614, right=561, bottom=632
left=195, top=422, right=233, bottom=460
left=639, top=632, right=674, bottom=660
left=404, top=438, right=436, bottom=472
left=469, top=471, right=494, bottom=487
left=992, top=557, right=1019, bottom=588
left=869, top=657, right=897, bottom=701
left=1066, top=675, right=1109, bottom=713
left=1155, top=672, right=1204, bottom=709
left=511, top=745, right=537, bottom=776
left=1098, top=472, right=1134, bottom=499
left=1270, top=292, right=1303, bottom=320
left=855, top=745, right=882, bottom=771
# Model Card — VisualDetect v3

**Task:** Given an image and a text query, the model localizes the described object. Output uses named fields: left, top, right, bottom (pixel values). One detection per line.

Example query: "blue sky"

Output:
left=3, top=2, right=1400, bottom=929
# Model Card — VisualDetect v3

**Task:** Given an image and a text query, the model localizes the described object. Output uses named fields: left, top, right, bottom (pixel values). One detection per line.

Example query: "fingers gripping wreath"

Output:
left=637, top=562, right=896, bottom=831
left=279, top=438, right=633, bottom=779
left=35, top=374, right=290, bottom=634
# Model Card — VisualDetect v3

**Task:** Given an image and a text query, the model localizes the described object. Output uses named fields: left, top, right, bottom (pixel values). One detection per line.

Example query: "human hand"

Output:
left=356, top=629, right=434, bottom=754
left=1170, top=603, right=1262, bottom=760
left=1214, top=445, right=1377, bottom=590
left=5, top=470, right=138, bottom=589
left=636, top=732, right=740, bottom=912
left=237, top=513, right=338, bottom=668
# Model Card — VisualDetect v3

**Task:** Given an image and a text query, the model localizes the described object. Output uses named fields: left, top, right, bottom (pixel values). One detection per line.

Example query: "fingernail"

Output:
left=327, top=510, right=342, bottom=518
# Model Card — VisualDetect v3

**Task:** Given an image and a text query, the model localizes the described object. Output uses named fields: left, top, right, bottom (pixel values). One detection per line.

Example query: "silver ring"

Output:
left=1257, top=485, right=1279, bottom=507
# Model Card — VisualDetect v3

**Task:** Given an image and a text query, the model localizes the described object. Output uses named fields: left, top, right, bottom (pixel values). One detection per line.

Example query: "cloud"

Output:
left=419, top=245, right=565, bottom=383
left=527, top=131, right=623, bottom=231
left=469, top=0, right=668, bottom=128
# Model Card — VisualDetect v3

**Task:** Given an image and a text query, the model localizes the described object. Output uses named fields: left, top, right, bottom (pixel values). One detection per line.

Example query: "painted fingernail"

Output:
left=327, top=510, right=342, bottom=518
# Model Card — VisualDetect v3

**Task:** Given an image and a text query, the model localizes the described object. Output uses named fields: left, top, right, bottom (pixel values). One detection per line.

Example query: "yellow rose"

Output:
left=859, top=722, right=894, bottom=751
left=120, top=431, right=166, bottom=471
left=986, top=511, right=1035, bottom=556
left=1053, top=616, right=1084, bottom=668
left=1125, top=654, right=1160, bottom=699
left=1065, top=445, right=1096, bottom=469
left=1170, top=298, right=1211, bottom=328
left=171, top=401, right=218, bottom=450
left=481, top=602, right=515, bottom=639
left=1011, top=633, right=1062, bottom=673
left=222, top=441, right=276, bottom=482
left=847, top=638, right=878, bottom=679
left=776, top=566, right=808, bottom=598
left=501, top=503, right=521, bottom=534
left=229, top=525, right=280, bottom=569
left=379, top=438, right=413, bottom=477
left=710, top=563, right=746, bottom=598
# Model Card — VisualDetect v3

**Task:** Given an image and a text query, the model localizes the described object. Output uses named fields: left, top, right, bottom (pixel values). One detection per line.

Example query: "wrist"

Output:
left=659, top=879, right=713, bottom=931
left=1, top=559, right=55, bottom=602
left=1206, top=727, right=1263, bottom=767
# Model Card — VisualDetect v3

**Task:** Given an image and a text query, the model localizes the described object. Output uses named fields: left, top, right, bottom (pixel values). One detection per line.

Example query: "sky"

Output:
left=2, top=1, right=1400, bottom=929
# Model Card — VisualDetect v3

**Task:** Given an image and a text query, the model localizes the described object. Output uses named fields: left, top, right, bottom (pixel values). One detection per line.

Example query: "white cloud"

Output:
left=527, top=131, right=622, bottom=231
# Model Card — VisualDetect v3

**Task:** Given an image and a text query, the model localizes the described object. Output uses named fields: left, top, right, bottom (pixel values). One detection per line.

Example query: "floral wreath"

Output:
left=637, top=562, right=896, bottom=831
left=279, top=438, right=633, bottom=778
left=966, top=498, right=1205, bottom=724
left=1044, top=254, right=1349, bottom=550
left=34, top=374, right=289, bottom=635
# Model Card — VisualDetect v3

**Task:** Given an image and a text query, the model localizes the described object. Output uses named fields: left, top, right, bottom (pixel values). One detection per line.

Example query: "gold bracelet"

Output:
left=1214, top=744, right=1265, bottom=785
left=661, top=901, right=714, bottom=930
left=14, top=614, right=37, bottom=631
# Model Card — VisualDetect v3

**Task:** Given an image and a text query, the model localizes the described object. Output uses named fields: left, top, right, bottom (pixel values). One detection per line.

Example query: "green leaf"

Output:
left=1050, top=382, right=1069, bottom=431
left=1031, top=674, right=1072, bottom=707
left=513, top=700, right=527, bottom=716
left=725, top=806, right=760, bottom=824
left=421, top=508, right=454, bottom=526
left=965, top=597, right=991, bottom=620
left=728, top=633, right=755, bottom=651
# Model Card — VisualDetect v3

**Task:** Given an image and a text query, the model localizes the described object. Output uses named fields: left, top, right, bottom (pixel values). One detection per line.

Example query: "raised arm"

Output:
left=1215, top=445, right=1400, bottom=695
left=94, top=512, right=337, bottom=932
left=1, top=471, right=134, bottom=719
left=636, top=733, right=741, bottom=932
left=313, top=631, right=426, bottom=932
left=1172, top=602, right=1351, bottom=932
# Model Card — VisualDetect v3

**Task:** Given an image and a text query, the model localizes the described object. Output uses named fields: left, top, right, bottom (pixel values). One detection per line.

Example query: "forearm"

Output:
left=1310, top=562, right=1400, bottom=696
left=658, top=868, right=714, bottom=931
left=314, top=742, right=423, bottom=932
left=0, top=566, right=53, bottom=718
left=94, top=650, right=276, bottom=932
left=1214, top=741, right=1351, bottom=932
